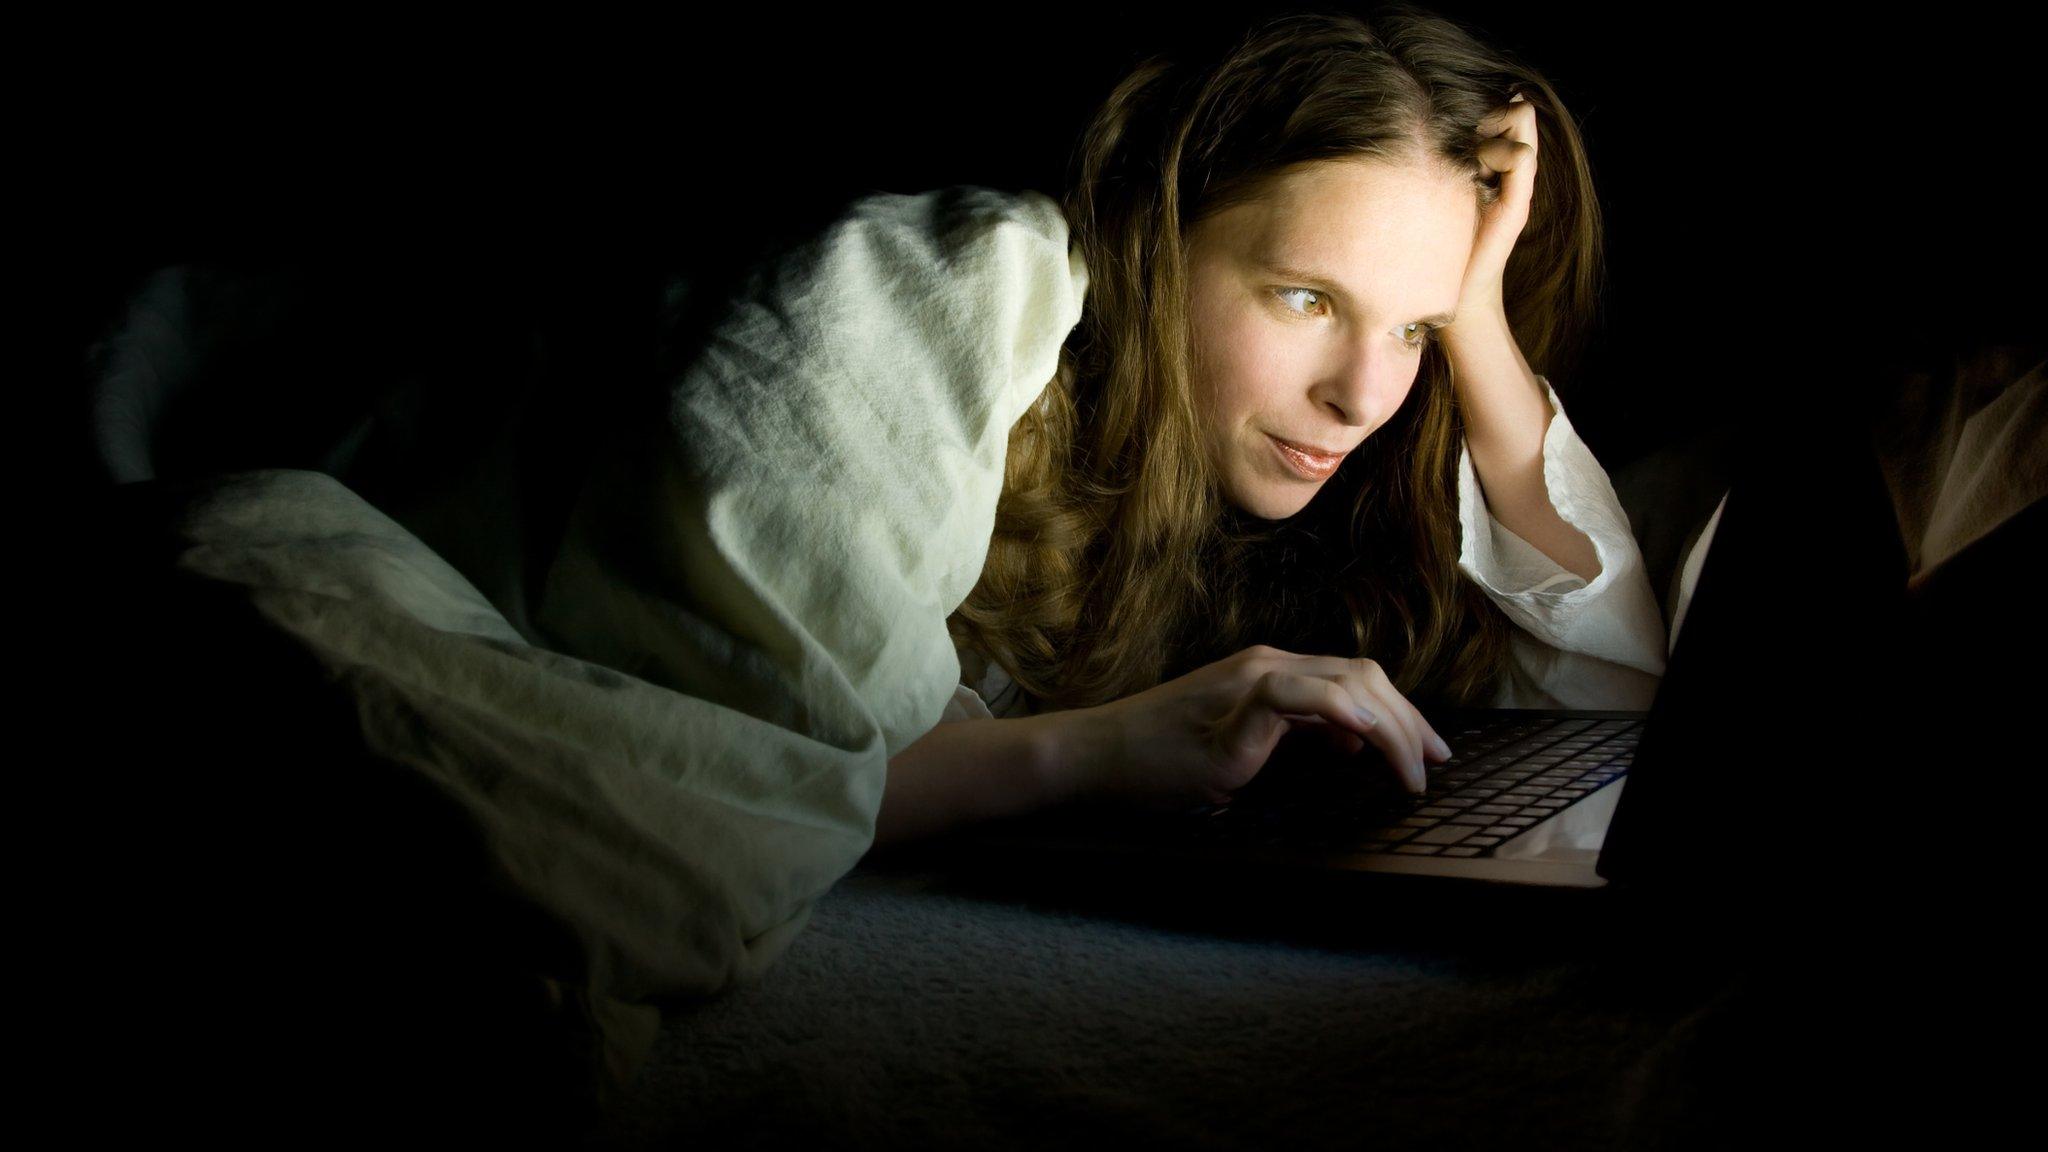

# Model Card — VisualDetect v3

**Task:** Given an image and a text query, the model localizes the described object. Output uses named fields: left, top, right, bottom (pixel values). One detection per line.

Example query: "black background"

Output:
left=48, top=0, right=2046, bottom=486
left=32, top=4, right=2044, bottom=1139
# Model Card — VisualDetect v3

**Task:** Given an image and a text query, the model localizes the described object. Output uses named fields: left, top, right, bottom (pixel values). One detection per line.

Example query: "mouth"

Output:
left=1268, top=433, right=1348, bottom=481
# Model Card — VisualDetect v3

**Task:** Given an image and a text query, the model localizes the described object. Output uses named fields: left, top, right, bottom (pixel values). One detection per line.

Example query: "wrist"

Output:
left=1025, top=704, right=1126, bottom=807
left=1437, top=297, right=1509, bottom=354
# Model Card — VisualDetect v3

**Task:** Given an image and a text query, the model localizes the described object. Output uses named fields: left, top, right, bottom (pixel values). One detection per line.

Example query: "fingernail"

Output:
left=1353, top=706, right=1379, bottom=727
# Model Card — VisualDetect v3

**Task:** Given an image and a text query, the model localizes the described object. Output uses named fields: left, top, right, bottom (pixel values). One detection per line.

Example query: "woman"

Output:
left=877, top=5, right=1672, bottom=846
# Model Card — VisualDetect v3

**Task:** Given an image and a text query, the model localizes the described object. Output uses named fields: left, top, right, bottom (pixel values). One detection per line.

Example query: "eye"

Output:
left=1277, top=288, right=1437, bottom=352
left=1272, top=286, right=1328, bottom=316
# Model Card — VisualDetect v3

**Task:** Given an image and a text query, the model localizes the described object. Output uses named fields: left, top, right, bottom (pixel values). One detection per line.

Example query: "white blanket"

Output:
left=147, top=185, right=1089, bottom=1077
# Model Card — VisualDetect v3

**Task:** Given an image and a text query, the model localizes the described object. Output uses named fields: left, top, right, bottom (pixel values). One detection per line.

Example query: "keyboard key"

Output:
left=1441, top=847, right=1483, bottom=857
left=1394, top=845, right=1443, bottom=855
left=1415, top=825, right=1475, bottom=845
left=1464, top=835, right=1501, bottom=847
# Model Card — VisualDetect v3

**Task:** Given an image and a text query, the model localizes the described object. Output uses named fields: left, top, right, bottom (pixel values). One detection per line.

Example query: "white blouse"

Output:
left=941, top=374, right=1676, bottom=722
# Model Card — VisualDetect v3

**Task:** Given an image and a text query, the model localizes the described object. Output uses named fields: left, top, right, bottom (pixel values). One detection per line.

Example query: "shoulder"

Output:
left=849, top=184, right=1069, bottom=234
left=841, top=186, right=1087, bottom=322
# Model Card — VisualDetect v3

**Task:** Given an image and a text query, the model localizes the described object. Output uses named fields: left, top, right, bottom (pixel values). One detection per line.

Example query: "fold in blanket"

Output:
left=122, top=186, right=1090, bottom=1088
left=1868, top=343, right=2045, bottom=592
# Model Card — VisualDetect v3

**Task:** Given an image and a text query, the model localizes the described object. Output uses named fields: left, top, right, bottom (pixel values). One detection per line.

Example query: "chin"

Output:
left=1232, top=481, right=1315, bottom=522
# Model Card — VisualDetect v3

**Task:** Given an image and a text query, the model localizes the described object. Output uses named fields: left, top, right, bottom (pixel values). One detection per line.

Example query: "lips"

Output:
left=1272, top=435, right=1350, bottom=458
left=1269, top=433, right=1348, bottom=480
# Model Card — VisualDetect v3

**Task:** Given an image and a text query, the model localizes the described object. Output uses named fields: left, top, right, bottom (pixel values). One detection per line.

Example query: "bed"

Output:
left=73, top=195, right=2032, bottom=1149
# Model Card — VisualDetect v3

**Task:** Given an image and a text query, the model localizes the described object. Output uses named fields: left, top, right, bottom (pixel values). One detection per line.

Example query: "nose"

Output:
left=1315, top=336, right=1410, bottom=429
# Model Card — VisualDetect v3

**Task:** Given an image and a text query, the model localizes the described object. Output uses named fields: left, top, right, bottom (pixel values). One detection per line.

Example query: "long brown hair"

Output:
left=949, top=3, right=1605, bottom=714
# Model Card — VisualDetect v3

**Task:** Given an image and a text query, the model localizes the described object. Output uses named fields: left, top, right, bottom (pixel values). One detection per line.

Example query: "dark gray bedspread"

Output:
left=573, top=842, right=1971, bottom=1151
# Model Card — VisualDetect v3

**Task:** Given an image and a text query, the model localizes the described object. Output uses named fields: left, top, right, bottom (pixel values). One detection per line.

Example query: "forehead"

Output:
left=1214, top=157, right=1478, bottom=256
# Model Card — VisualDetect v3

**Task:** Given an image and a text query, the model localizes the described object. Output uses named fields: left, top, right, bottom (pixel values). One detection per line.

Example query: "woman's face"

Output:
left=1186, top=156, right=1479, bottom=521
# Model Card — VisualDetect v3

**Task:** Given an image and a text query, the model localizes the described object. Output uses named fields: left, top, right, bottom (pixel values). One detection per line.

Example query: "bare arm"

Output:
left=872, top=711, right=1107, bottom=852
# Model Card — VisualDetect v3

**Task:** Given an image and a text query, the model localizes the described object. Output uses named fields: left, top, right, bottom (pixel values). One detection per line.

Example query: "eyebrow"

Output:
left=1257, top=258, right=1459, bottom=327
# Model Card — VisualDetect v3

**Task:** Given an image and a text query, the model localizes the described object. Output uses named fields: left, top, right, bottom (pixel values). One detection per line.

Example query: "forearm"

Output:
left=1441, top=308, right=1603, bottom=584
left=1468, top=434, right=1603, bottom=584
left=872, top=710, right=1102, bottom=851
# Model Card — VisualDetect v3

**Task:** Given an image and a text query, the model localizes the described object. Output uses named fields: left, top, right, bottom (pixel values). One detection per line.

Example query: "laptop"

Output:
left=940, top=403, right=1914, bottom=899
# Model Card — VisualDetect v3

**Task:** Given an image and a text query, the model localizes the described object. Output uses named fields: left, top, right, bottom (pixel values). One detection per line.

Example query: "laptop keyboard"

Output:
left=1167, top=715, right=1639, bottom=858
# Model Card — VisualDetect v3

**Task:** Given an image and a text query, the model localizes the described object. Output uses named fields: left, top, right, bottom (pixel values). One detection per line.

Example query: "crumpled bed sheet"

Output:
left=1868, top=342, right=2045, bottom=591
left=99, top=186, right=1090, bottom=1087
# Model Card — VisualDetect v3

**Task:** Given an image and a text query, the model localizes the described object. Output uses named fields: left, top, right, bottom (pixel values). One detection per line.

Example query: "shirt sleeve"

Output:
left=936, top=640, right=1035, bottom=722
left=938, top=682, right=996, bottom=723
left=1457, top=374, right=1670, bottom=710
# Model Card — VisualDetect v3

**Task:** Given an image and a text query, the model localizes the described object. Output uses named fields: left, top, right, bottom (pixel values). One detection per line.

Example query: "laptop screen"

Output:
left=1596, top=401, right=1912, bottom=900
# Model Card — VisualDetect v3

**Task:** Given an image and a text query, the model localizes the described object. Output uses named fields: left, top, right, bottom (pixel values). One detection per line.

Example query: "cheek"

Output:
left=1396, top=363, right=1426, bottom=410
left=1194, top=315, right=1279, bottom=416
